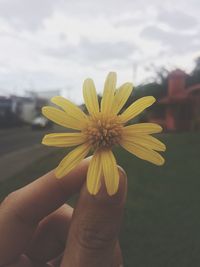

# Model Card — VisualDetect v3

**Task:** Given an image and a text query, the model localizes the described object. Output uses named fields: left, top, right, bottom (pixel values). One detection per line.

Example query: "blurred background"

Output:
left=0, top=0, right=200, bottom=266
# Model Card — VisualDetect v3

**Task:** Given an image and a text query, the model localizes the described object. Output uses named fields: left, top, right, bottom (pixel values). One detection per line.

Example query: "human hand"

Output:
left=0, top=158, right=127, bottom=267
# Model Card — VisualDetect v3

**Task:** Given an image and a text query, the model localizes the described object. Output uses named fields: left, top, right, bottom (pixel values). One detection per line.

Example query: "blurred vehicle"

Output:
left=31, top=116, right=52, bottom=130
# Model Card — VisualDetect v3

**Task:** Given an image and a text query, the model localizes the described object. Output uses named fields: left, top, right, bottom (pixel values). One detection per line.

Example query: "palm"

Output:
left=0, top=161, right=125, bottom=267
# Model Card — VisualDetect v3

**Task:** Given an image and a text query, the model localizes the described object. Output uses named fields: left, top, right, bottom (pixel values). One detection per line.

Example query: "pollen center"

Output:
left=84, top=116, right=123, bottom=149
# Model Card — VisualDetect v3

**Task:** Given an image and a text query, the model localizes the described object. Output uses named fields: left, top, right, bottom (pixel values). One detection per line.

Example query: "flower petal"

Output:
left=101, top=72, right=117, bottom=114
left=123, top=123, right=163, bottom=134
left=87, top=151, right=102, bottom=195
left=42, top=106, right=84, bottom=130
left=101, top=149, right=119, bottom=196
left=83, top=78, right=99, bottom=117
left=119, top=96, right=156, bottom=123
left=112, top=82, right=133, bottom=114
left=51, top=96, right=88, bottom=125
left=55, top=143, right=90, bottom=178
left=120, top=140, right=165, bottom=166
left=42, top=132, right=86, bottom=147
left=121, top=133, right=166, bottom=151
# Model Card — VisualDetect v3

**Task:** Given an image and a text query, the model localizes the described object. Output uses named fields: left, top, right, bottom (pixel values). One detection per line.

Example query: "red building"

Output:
left=148, top=69, right=200, bottom=131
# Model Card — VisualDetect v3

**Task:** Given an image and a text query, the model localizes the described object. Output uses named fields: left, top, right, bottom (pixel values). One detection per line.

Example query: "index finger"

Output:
left=0, top=158, right=90, bottom=265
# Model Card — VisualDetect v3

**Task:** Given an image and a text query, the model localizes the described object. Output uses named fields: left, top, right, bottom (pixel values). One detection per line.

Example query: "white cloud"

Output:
left=141, top=25, right=200, bottom=54
left=0, top=0, right=55, bottom=30
left=45, top=37, right=136, bottom=63
left=157, top=8, right=198, bottom=30
left=0, top=0, right=199, bottom=103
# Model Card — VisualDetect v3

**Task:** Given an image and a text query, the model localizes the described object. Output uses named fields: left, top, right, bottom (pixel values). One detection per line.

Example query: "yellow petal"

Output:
left=101, top=149, right=119, bottom=196
left=51, top=96, right=88, bottom=123
left=119, top=96, right=156, bottom=123
left=121, top=133, right=166, bottom=151
left=120, top=140, right=165, bottom=166
left=112, top=82, right=133, bottom=114
left=87, top=151, right=102, bottom=195
left=42, top=106, right=84, bottom=130
left=55, top=143, right=90, bottom=178
left=42, top=132, right=86, bottom=147
left=101, top=72, right=117, bottom=114
left=123, top=123, right=163, bottom=134
left=83, top=78, right=99, bottom=117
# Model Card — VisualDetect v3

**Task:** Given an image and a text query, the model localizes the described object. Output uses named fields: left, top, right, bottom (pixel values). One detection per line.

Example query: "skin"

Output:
left=0, top=158, right=127, bottom=267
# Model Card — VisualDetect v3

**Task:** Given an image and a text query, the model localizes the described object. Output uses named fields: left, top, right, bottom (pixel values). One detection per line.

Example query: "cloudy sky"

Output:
left=0, top=0, right=200, bottom=103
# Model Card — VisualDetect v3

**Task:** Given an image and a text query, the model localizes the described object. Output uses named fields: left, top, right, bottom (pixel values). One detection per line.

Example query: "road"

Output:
left=0, top=126, right=49, bottom=157
left=0, top=126, right=57, bottom=181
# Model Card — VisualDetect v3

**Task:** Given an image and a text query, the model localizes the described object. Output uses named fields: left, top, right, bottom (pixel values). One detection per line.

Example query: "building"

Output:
left=0, top=95, right=39, bottom=127
left=0, top=96, right=19, bottom=127
left=0, top=89, right=60, bottom=128
left=148, top=69, right=200, bottom=131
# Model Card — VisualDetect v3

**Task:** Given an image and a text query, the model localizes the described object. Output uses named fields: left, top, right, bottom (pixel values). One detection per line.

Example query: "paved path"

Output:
left=0, top=144, right=53, bottom=182
left=0, top=126, right=57, bottom=181
left=0, top=127, right=47, bottom=156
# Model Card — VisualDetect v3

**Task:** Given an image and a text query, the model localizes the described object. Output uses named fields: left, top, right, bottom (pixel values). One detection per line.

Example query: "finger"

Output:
left=0, top=158, right=90, bottom=266
left=61, top=168, right=127, bottom=267
left=48, top=254, right=63, bottom=267
left=48, top=243, right=123, bottom=267
left=111, top=241, right=123, bottom=267
left=26, top=204, right=73, bottom=263
left=5, top=254, right=52, bottom=267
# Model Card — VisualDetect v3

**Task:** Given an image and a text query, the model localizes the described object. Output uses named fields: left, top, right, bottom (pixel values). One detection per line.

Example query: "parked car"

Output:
left=31, top=116, right=52, bottom=130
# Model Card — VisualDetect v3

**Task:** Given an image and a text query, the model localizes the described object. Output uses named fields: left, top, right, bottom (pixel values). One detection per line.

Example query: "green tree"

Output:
left=187, top=57, right=200, bottom=86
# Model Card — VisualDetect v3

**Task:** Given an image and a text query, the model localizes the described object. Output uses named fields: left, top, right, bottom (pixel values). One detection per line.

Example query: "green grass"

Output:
left=0, top=133, right=200, bottom=266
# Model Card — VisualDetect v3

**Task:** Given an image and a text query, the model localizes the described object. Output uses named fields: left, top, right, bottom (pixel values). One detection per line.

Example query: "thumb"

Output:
left=61, top=168, right=127, bottom=267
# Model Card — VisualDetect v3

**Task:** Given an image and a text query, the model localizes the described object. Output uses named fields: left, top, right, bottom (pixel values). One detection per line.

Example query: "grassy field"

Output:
left=0, top=132, right=200, bottom=266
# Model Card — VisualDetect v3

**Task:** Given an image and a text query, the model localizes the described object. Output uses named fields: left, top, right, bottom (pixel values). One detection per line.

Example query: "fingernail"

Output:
left=94, top=168, right=127, bottom=205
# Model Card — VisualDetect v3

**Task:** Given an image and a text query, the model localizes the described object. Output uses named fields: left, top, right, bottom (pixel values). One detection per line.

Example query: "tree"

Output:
left=187, top=57, right=200, bottom=86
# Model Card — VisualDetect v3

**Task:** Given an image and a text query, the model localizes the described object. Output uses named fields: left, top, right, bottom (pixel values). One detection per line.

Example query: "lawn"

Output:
left=0, top=132, right=200, bottom=266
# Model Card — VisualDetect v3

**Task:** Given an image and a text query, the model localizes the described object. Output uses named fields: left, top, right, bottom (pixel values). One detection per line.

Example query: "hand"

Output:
left=0, top=158, right=127, bottom=267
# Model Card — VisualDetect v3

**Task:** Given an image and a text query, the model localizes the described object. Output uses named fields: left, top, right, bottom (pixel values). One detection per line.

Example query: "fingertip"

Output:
left=117, top=165, right=128, bottom=205
left=82, top=165, right=127, bottom=207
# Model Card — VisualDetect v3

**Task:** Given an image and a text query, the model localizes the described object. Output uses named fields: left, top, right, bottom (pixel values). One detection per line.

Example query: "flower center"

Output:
left=84, top=115, right=123, bottom=149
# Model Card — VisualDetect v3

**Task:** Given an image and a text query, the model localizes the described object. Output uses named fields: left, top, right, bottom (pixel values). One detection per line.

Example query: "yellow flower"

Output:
left=42, top=72, right=166, bottom=196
